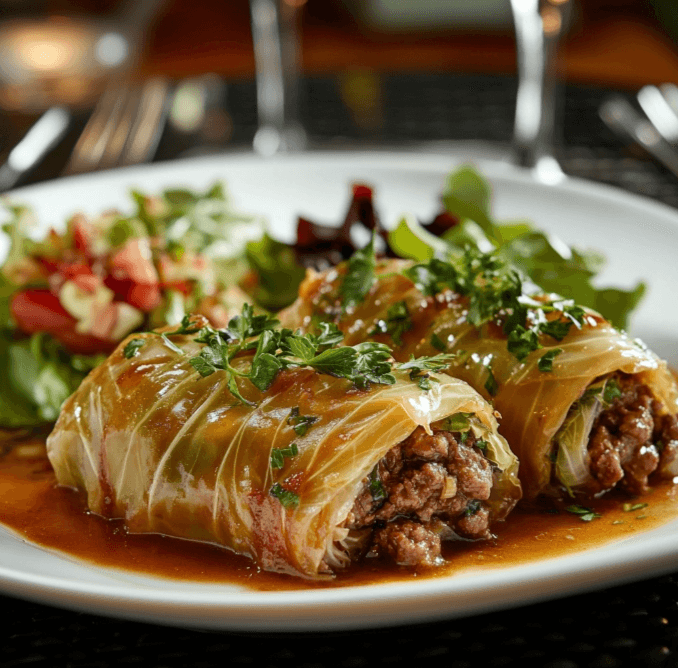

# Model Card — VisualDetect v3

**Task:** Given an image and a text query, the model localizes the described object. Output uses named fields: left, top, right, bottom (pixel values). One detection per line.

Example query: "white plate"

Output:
left=3, top=151, right=678, bottom=632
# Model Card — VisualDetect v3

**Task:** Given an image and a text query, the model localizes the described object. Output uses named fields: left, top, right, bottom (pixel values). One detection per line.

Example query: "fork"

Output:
left=599, top=91, right=678, bottom=180
left=637, top=84, right=678, bottom=146
left=64, top=78, right=170, bottom=176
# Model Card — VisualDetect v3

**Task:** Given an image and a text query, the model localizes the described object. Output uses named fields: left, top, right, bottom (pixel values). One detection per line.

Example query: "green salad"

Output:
left=0, top=165, right=646, bottom=429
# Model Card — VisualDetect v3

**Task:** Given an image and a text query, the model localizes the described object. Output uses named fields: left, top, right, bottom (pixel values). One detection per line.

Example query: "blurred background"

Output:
left=3, top=0, right=678, bottom=192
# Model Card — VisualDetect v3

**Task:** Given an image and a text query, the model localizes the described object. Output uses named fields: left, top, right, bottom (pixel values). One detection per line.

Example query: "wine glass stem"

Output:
left=511, top=0, right=566, bottom=175
left=249, top=0, right=305, bottom=154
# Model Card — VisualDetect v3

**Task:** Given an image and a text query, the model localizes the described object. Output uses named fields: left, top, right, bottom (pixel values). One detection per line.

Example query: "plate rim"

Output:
left=3, top=150, right=678, bottom=631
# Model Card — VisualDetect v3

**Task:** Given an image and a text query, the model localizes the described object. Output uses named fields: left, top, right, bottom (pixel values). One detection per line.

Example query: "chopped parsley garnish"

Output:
left=339, top=235, right=376, bottom=311
left=507, top=325, right=541, bottom=362
left=623, top=502, right=648, bottom=512
left=371, top=300, right=412, bottom=346
left=397, top=353, right=455, bottom=391
left=270, top=443, right=299, bottom=469
left=401, top=248, right=588, bottom=366
left=443, top=412, right=472, bottom=432
left=368, top=466, right=387, bottom=505
left=484, top=364, right=498, bottom=397
left=287, top=408, right=318, bottom=436
left=270, top=483, right=300, bottom=509
left=565, top=505, right=601, bottom=522
left=430, top=332, right=446, bottom=351
left=538, top=348, right=563, bottom=373
left=464, top=500, right=481, bottom=517
left=475, top=439, right=488, bottom=451
left=603, top=378, right=622, bottom=405
left=138, top=304, right=455, bottom=406
left=123, top=338, right=146, bottom=359
left=165, top=314, right=204, bottom=336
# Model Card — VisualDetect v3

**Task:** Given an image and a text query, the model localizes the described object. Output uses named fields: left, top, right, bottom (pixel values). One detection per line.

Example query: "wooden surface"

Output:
left=137, top=0, right=678, bottom=89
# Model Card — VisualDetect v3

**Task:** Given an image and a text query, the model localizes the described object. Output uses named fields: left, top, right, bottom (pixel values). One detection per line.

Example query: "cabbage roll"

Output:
left=46, top=316, right=520, bottom=578
left=281, top=255, right=678, bottom=499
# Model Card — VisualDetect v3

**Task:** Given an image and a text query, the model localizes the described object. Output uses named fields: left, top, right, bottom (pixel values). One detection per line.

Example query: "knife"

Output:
left=0, top=107, right=71, bottom=192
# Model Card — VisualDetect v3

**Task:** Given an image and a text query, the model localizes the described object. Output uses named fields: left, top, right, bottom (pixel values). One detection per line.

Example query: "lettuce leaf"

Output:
left=0, top=332, right=104, bottom=428
left=389, top=165, right=645, bottom=329
left=245, top=233, right=306, bottom=310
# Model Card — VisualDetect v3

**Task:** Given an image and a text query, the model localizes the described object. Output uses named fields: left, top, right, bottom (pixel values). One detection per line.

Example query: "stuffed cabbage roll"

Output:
left=46, top=315, right=520, bottom=578
left=281, top=253, right=678, bottom=500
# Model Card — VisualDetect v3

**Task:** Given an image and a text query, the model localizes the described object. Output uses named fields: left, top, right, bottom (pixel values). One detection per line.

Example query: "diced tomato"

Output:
left=70, top=216, right=94, bottom=254
left=103, top=276, right=161, bottom=312
left=59, top=263, right=94, bottom=281
left=126, top=282, right=161, bottom=311
left=111, top=239, right=159, bottom=285
left=10, top=289, right=115, bottom=355
left=36, top=257, right=60, bottom=275
left=160, top=280, right=192, bottom=297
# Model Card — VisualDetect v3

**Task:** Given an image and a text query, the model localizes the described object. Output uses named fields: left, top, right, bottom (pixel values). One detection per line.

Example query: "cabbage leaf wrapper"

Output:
left=46, top=331, right=520, bottom=578
left=280, top=259, right=678, bottom=499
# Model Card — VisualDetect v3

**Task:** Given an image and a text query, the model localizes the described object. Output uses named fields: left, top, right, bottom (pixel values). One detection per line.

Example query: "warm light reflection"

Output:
left=541, top=6, right=562, bottom=36
left=10, top=23, right=87, bottom=73
left=21, top=38, right=75, bottom=71
left=0, top=18, right=133, bottom=110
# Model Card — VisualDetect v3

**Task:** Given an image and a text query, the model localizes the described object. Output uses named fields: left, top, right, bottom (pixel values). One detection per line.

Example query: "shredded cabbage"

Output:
left=554, top=379, right=608, bottom=494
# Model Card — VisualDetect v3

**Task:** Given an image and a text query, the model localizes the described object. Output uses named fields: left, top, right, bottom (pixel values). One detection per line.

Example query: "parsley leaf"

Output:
left=124, top=338, right=146, bottom=359
left=507, top=325, right=541, bottom=362
left=287, top=407, right=318, bottom=436
left=270, top=483, right=300, bottom=509
left=270, top=443, right=299, bottom=469
left=430, top=332, right=446, bottom=351
left=565, top=504, right=601, bottom=522
left=464, top=500, right=482, bottom=517
left=484, top=364, right=498, bottom=397
left=371, top=300, right=412, bottom=346
left=538, top=348, right=563, bottom=373
left=442, top=412, right=473, bottom=432
left=603, top=378, right=622, bottom=405
left=623, top=502, right=648, bottom=512
left=368, top=466, right=387, bottom=505
left=340, top=235, right=376, bottom=310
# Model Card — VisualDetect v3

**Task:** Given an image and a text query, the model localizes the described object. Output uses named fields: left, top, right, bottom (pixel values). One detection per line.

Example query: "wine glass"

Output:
left=510, top=0, right=571, bottom=184
left=249, top=0, right=307, bottom=155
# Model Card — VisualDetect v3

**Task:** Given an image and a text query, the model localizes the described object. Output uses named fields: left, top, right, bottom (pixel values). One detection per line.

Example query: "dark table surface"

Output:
left=2, top=73, right=678, bottom=668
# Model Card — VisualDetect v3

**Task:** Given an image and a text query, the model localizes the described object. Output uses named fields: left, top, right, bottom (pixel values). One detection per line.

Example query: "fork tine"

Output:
left=637, top=85, right=678, bottom=145
left=96, top=85, right=144, bottom=171
left=119, top=79, right=170, bottom=166
left=63, top=84, right=130, bottom=176
left=64, top=79, right=169, bottom=177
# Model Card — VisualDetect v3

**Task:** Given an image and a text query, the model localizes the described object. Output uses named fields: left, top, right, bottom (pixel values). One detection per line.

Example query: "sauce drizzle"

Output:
left=1, top=439, right=677, bottom=591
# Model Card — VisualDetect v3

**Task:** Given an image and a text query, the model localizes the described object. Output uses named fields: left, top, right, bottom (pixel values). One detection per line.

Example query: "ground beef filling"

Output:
left=588, top=374, right=678, bottom=495
left=343, top=426, right=496, bottom=568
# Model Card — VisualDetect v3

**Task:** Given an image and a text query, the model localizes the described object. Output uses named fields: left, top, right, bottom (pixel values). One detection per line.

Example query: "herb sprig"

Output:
left=130, top=305, right=454, bottom=405
left=339, top=235, right=376, bottom=311
left=403, top=247, right=588, bottom=369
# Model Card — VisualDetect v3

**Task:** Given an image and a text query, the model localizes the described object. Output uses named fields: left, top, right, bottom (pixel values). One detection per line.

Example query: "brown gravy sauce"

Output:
left=2, top=437, right=678, bottom=592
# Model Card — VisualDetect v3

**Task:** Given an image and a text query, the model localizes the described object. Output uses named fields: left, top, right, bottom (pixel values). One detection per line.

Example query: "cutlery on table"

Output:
left=599, top=95, right=678, bottom=180
left=636, top=84, right=678, bottom=146
left=64, top=78, right=170, bottom=176
left=0, top=107, right=71, bottom=192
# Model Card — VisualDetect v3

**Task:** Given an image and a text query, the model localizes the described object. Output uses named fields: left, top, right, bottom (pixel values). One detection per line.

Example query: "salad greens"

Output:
left=0, top=165, right=649, bottom=430
left=389, top=165, right=645, bottom=330
left=0, top=183, right=263, bottom=429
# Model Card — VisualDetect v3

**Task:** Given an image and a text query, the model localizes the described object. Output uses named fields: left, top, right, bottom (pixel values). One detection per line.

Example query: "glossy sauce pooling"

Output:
left=2, top=439, right=678, bottom=592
